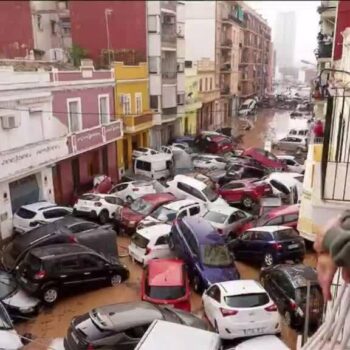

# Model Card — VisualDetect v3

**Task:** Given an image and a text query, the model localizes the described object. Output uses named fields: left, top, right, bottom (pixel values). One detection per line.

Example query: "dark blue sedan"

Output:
left=169, top=216, right=240, bottom=293
left=227, top=226, right=305, bottom=267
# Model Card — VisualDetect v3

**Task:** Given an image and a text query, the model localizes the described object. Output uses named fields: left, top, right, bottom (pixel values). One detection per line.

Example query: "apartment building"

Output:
left=147, top=1, right=185, bottom=147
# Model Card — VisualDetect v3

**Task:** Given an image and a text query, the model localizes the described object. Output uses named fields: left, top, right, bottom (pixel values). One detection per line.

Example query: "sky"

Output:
left=249, top=1, right=319, bottom=66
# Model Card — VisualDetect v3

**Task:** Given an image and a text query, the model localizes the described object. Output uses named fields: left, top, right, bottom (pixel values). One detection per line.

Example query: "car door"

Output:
left=78, top=253, right=108, bottom=285
left=229, top=231, right=251, bottom=260
left=278, top=137, right=290, bottom=151
left=253, top=231, right=273, bottom=262
left=56, top=256, right=83, bottom=287
left=203, top=285, right=221, bottom=326
left=153, top=235, right=171, bottom=259
left=104, top=196, right=124, bottom=218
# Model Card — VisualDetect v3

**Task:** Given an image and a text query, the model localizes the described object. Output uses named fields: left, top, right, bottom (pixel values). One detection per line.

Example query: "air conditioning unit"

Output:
left=1, top=115, right=20, bottom=129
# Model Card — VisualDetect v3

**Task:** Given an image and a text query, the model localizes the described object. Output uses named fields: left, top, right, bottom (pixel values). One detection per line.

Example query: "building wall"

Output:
left=333, top=0, right=350, bottom=60
left=0, top=1, right=34, bottom=58
left=69, top=1, right=147, bottom=65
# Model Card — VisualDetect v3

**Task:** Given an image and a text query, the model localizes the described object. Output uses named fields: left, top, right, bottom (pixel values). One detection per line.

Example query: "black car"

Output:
left=1, top=216, right=117, bottom=271
left=64, top=301, right=207, bottom=350
left=260, top=264, right=324, bottom=329
left=227, top=226, right=305, bottom=266
left=16, top=244, right=129, bottom=305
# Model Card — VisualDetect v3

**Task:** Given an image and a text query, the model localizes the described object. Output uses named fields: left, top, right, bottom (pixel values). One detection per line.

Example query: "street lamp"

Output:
left=105, top=8, right=113, bottom=67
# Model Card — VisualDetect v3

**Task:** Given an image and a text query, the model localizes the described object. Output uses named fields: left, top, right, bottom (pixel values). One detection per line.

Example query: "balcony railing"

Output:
left=220, top=39, right=233, bottom=48
left=123, top=112, right=153, bottom=133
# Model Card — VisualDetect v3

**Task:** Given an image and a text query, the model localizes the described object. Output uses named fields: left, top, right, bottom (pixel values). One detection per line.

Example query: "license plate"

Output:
left=243, top=328, right=265, bottom=336
left=288, top=243, right=299, bottom=249
left=71, top=332, right=79, bottom=344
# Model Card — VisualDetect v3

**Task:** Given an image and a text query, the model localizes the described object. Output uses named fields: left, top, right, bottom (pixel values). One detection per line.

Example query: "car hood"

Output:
left=165, top=307, right=207, bottom=330
left=0, top=330, right=22, bottom=350
left=2, top=288, right=40, bottom=309
left=210, top=197, right=230, bottom=208
left=139, top=216, right=161, bottom=227
left=121, top=208, right=144, bottom=222
left=201, top=265, right=239, bottom=284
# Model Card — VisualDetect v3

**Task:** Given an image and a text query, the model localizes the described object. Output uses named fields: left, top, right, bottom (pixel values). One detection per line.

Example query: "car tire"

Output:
left=168, top=236, right=175, bottom=251
left=42, top=286, right=59, bottom=305
left=99, top=210, right=109, bottom=224
left=263, top=253, right=274, bottom=267
left=110, top=274, right=122, bottom=286
left=126, top=195, right=133, bottom=204
left=192, top=275, right=202, bottom=294
left=242, top=196, right=254, bottom=209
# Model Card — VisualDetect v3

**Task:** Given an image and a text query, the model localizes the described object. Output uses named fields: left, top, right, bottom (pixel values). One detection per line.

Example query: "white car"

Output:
left=13, top=202, right=72, bottom=234
left=193, top=154, right=227, bottom=170
left=276, top=155, right=305, bottom=174
left=167, top=175, right=229, bottom=208
left=0, top=303, right=22, bottom=350
left=202, top=280, right=280, bottom=340
left=202, top=206, right=252, bottom=239
left=110, top=181, right=157, bottom=202
left=228, top=335, right=289, bottom=350
left=73, top=193, right=125, bottom=224
left=138, top=199, right=206, bottom=229
left=128, top=224, right=174, bottom=265
left=132, top=147, right=158, bottom=160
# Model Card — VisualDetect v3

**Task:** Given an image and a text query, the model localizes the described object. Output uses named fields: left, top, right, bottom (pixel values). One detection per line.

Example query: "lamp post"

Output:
left=105, top=8, right=113, bottom=67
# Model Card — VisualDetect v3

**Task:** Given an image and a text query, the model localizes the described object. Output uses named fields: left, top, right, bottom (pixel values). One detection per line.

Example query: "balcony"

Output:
left=316, top=42, right=333, bottom=60
left=220, top=85, right=230, bottom=96
left=161, top=31, right=177, bottom=49
left=161, top=0, right=176, bottom=12
left=123, top=111, right=153, bottom=134
left=162, top=107, right=177, bottom=122
left=199, top=89, right=220, bottom=103
left=220, top=39, right=233, bottom=49
left=220, top=63, right=231, bottom=73
left=162, top=71, right=177, bottom=84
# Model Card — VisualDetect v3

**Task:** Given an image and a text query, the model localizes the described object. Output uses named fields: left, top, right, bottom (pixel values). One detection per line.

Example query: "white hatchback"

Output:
left=110, top=181, right=157, bottom=202
left=276, top=155, right=305, bottom=174
left=203, top=280, right=280, bottom=340
left=128, top=224, right=174, bottom=265
left=13, top=202, right=72, bottom=234
left=193, top=154, right=227, bottom=170
left=73, top=193, right=125, bottom=224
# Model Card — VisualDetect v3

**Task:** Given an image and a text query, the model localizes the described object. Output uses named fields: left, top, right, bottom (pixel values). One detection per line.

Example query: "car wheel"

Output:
left=192, top=275, right=202, bottom=294
left=99, top=210, right=109, bottom=224
left=110, top=274, right=122, bottom=286
left=263, top=253, right=274, bottom=267
left=126, top=195, right=133, bottom=204
left=284, top=310, right=293, bottom=327
left=242, top=196, right=254, bottom=208
left=168, top=236, right=175, bottom=251
left=42, top=286, right=59, bottom=305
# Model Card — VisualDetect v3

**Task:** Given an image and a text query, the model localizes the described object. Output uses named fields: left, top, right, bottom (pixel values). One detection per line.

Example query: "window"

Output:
left=228, top=213, right=238, bottom=224
left=135, top=93, right=142, bottom=114
left=37, top=15, right=42, bottom=31
left=150, top=95, right=159, bottom=110
left=67, top=99, right=82, bottom=133
left=111, top=183, right=128, bottom=193
left=69, top=222, right=98, bottom=233
left=136, top=160, right=151, bottom=172
left=225, top=293, right=270, bottom=308
left=177, top=62, right=184, bottom=73
left=131, top=233, right=150, bottom=249
left=189, top=205, right=200, bottom=216
left=98, top=95, right=110, bottom=124
left=204, top=211, right=228, bottom=224
left=178, top=210, right=187, bottom=219
left=43, top=208, right=70, bottom=219
left=187, top=234, right=198, bottom=255
left=105, top=196, right=123, bottom=205
left=80, top=255, right=103, bottom=269
left=155, top=235, right=168, bottom=245
left=16, top=208, right=36, bottom=219
left=205, top=78, right=208, bottom=91
left=190, top=187, right=206, bottom=202
left=257, top=231, right=272, bottom=241
left=177, top=94, right=185, bottom=105
left=201, top=244, right=232, bottom=267
left=210, top=78, right=213, bottom=90
left=148, top=15, right=157, bottom=32
left=149, top=57, right=158, bottom=74
left=199, top=79, right=203, bottom=92
left=207, top=285, right=221, bottom=302
left=273, top=229, right=298, bottom=240
left=51, top=20, right=57, bottom=35
left=121, top=94, right=131, bottom=115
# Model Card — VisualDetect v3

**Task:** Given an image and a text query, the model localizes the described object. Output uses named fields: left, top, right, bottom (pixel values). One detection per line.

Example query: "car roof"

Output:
left=136, top=153, right=172, bottom=162
left=29, top=243, right=92, bottom=259
left=182, top=217, right=222, bottom=244
left=172, top=175, right=207, bottom=190
left=268, top=204, right=299, bottom=217
left=141, top=193, right=175, bottom=204
left=206, top=205, right=241, bottom=216
left=137, top=224, right=172, bottom=237
left=148, top=259, right=184, bottom=286
left=163, top=199, right=199, bottom=210
left=20, top=201, right=57, bottom=212
left=247, top=225, right=292, bottom=233
left=218, top=280, right=266, bottom=296
left=94, top=302, right=162, bottom=332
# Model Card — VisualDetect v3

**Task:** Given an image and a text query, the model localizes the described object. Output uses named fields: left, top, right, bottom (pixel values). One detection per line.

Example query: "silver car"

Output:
left=273, top=136, right=307, bottom=153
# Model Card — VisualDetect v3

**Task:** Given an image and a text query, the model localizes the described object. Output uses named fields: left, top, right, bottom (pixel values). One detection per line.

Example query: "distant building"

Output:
left=274, top=11, right=296, bottom=70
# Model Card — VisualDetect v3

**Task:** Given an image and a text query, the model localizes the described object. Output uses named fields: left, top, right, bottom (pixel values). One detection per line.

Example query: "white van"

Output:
left=135, top=320, right=222, bottom=350
left=134, top=154, right=173, bottom=180
left=238, top=99, right=257, bottom=116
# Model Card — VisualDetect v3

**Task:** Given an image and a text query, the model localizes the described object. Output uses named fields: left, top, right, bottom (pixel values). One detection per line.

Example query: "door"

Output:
left=104, top=196, right=124, bottom=217
left=202, top=285, right=221, bottom=326
left=252, top=231, right=273, bottom=262
left=79, top=254, right=108, bottom=285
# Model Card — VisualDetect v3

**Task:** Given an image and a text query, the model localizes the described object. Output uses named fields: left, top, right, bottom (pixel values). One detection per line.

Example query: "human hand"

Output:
left=317, top=253, right=337, bottom=301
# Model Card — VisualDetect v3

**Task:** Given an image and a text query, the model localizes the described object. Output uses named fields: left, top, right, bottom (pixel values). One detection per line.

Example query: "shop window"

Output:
left=98, top=95, right=110, bottom=124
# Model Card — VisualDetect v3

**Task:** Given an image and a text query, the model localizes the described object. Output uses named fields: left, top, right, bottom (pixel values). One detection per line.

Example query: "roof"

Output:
left=29, top=243, right=91, bottom=258
left=147, top=259, right=184, bottom=286
left=218, top=280, right=266, bottom=296
left=137, top=224, right=172, bottom=237
left=141, top=193, right=176, bottom=204
left=247, top=225, right=292, bottom=233
left=182, top=217, right=222, bottom=244
left=172, top=175, right=206, bottom=190
left=271, top=264, right=318, bottom=288
left=268, top=204, right=299, bottom=216
left=21, top=201, right=57, bottom=212
left=207, top=205, right=240, bottom=216
left=164, top=199, right=199, bottom=211
left=136, top=153, right=172, bottom=162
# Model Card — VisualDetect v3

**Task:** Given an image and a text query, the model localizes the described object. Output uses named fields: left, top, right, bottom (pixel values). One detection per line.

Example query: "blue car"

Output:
left=228, top=226, right=305, bottom=267
left=169, top=217, right=240, bottom=293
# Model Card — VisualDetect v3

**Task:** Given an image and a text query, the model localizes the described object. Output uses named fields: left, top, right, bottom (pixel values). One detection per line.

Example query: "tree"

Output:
left=69, top=44, right=88, bottom=67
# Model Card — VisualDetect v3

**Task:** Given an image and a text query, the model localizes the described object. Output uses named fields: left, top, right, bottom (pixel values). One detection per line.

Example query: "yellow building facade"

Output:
left=114, top=62, right=154, bottom=171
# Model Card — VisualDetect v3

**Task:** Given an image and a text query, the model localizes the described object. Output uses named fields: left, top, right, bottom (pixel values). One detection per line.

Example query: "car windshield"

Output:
left=274, top=229, right=298, bottom=240
left=150, top=206, right=177, bottom=222
left=130, top=198, right=154, bottom=215
left=203, top=211, right=228, bottom=224
left=202, top=185, right=219, bottom=202
left=0, top=303, right=12, bottom=330
left=146, top=285, right=186, bottom=300
left=0, top=272, right=16, bottom=299
left=131, top=233, right=150, bottom=249
left=224, top=293, right=270, bottom=308
left=16, top=207, right=36, bottom=219
left=201, top=244, right=232, bottom=267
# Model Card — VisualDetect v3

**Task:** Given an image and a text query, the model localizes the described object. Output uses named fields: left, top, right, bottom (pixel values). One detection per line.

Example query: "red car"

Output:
left=141, top=259, right=191, bottom=311
left=218, top=178, right=272, bottom=209
left=117, top=193, right=176, bottom=233
left=206, top=135, right=234, bottom=154
left=255, top=204, right=300, bottom=229
left=243, top=147, right=287, bottom=171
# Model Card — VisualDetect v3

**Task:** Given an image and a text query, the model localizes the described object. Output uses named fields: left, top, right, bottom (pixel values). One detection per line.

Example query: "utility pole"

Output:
left=105, top=8, right=113, bottom=67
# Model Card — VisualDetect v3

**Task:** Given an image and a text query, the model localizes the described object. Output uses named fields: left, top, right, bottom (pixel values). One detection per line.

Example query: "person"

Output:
left=313, top=119, right=324, bottom=138
left=314, top=211, right=350, bottom=301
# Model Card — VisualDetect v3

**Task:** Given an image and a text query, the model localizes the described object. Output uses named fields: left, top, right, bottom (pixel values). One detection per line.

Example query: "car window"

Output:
left=190, top=187, right=207, bottom=202
left=266, top=215, right=283, bottom=225
left=283, top=213, right=299, bottom=223
left=59, top=257, right=80, bottom=272
left=201, top=244, right=232, bottom=267
left=177, top=209, right=188, bottom=219
left=207, top=285, right=221, bottom=302
left=223, top=182, right=244, bottom=189
left=227, top=213, right=238, bottom=224
left=43, top=208, right=70, bottom=219
left=69, top=222, right=98, bottom=233
left=16, top=207, right=37, bottom=219
left=189, top=205, right=200, bottom=216
left=136, top=160, right=151, bottom=172
left=244, top=168, right=264, bottom=178
left=155, top=235, right=168, bottom=245
left=124, top=325, right=150, bottom=339
left=286, top=159, right=295, bottom=165
left=187, top=234, right=198, bottom=256
left=274, top=228, right=298, bottom=240
left=215, top=157, right=226, bottom=163
left=275, top=272, right=295, bottom=298
left=225, top=293, right=269, bottom=308
left=236, top=211, right=248, bottom=219
left=177, top=182, right=192, bottom=195
left=80, top=254, right=104, bottom=269
left=151, top=150, right=158, bottom=155
left=257, top=231, right=272, bottom=241
left=240, top=232, right=252, bottom=240
left=131, top=233, right=150, bottom=249
left=104, top=196, right=117, bottom=204
left=80, top=194, right=100, bottom=201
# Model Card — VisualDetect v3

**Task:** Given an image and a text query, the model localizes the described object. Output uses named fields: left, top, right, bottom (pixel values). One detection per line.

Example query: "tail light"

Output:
left=265, top=303, right=278, bottom=312
left=145, top=247, right=151, bottom=255
left=34, top=270, right=46, bottom=280
left=289, top=300, right=297, bottom=310
left=220, top=308, right=238, bottom=317
left=68, top=235, right=78, bottom=243
left=94, top=202, right=102, bottom=207
left=272, top=242, right=283, bottom=250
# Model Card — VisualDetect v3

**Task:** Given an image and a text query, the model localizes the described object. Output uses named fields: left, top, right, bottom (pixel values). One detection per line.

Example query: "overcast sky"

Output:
left=249, top=1, right=319, bottom=66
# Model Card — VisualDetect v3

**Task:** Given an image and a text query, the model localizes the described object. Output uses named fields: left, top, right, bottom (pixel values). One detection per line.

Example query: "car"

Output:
left=227, top=226, right=305, bottom=267
left=0, top=302, right=23, bottom=350
left=288, top=128, right=309, bottom=137
left=1, top=216, right=117, bottom=272
left=141, top=259, right=191, bottom=311
left=202, top=280, right=280, bottom=340
left=170, top=142, right=193, bottom=154
left=12, top=202, right=72, bottom=234
left=132, top=147, right=158, bottom=160
left=64, top=301, right=207, bottom=350
left=202, top=206, right=253, bottom=239
left=243, top=148, right=287, bottom=171
left=0, top=270, right=40, bottom=320
left=169, top=216, right=240, bottom=293
left=168, top=135, right=196, bottom=147
left=73, top=193, right=125, bottom=224
left=272, top=136, right=307, bottom=153
left=166, top=175, right=229, bottom=209
left=128, top=224, right=174, bottom=265
left=260, top=264, right=324, bottom=329
left=238, top=99, right=257, bottom=116
left=276, top=155, right=305, bottom=173
left=228, top=335, right=289, bottom=350
left=193, top=154, right=227, bottom=170
left=206, top=135, right=234, bottom=154
left=116, top=193, right=176, bottom=234
left=138, top=199, right=206, bottom=229
left=109, top=181, right=157, bottom=202
left=16, top=243, right=129, bottom=305
left=218, top=179, right=273, bottom=209
left=255, top=204, right=300, bottom=229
